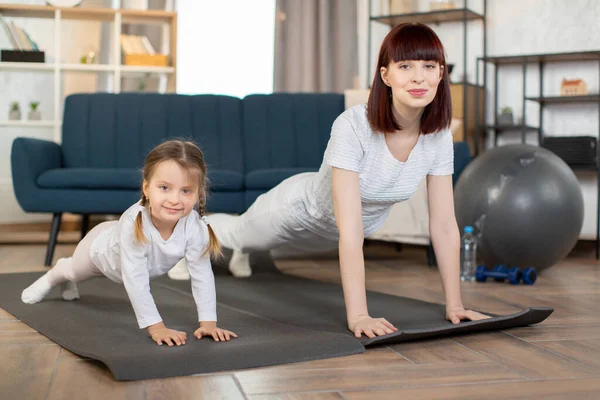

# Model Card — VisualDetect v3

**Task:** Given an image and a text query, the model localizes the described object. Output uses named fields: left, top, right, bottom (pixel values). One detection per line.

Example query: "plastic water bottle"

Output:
left=475, top=230, right=484, bottom=265
left=460, top=226, right=477, bottom=282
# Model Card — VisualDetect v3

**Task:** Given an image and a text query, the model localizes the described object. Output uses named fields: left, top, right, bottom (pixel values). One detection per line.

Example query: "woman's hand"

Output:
left=446, top=305, right=491, bottom=324
left=348, top=315, right=398, bottom=338
left=147, top=322, right=187, bottom=346
left=194, top=321, right=238, bottom=342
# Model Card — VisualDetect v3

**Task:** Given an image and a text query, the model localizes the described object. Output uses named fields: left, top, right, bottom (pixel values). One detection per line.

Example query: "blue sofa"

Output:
left=11, top=92, right=471, bottom=265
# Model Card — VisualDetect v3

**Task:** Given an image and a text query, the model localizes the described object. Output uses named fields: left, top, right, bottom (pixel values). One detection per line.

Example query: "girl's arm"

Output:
left=184, top=219, right=217, bottom=325
left=332, top=167, right=397, bottom=338
left=426, top=174, right=489, bottom=323
left=119, top=215, right=188, bottom=345
left=119, top=217, right=162, bottom=329
left=186, top=217, right=237, bottom=341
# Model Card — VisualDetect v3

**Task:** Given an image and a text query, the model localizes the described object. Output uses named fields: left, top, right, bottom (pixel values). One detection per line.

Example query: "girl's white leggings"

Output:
left=46, top=221, right=116, bottom=286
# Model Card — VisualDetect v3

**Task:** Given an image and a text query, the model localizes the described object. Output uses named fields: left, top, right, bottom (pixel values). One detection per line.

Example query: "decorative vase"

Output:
left=497, top=113, right=514, bottom=126
left=9, top=110, right=21, bottom=120
left=28, top=111, right=41, bottom=121
left=45, top=0, right=82, bottom=6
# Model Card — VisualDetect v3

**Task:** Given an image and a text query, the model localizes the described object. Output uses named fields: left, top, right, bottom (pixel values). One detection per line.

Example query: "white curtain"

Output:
left=274, top=0, right=358, bottom=93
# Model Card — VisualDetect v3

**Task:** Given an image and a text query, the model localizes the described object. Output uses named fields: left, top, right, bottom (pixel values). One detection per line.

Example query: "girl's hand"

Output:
left=446, top=305, right=491, bottom=324
left=147, top=322, right=187, bottom=346
left=194, top=321, right=238, bottom=342
left=348, top=315, right=398, bottom=338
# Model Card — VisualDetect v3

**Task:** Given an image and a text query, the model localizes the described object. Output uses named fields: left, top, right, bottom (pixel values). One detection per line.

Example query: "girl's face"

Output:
left=142, top=160, right=199, bottom=226
left=380, top=59, right=443, bottom=111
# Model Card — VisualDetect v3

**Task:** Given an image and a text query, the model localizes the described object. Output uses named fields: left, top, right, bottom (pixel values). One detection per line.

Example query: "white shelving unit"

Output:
left=0, top=120, right=57, bottom=127
left=0, top=3, right=177, bottom=142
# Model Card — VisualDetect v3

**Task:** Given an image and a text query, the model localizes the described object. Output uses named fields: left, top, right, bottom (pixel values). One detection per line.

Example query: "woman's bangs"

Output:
left=389, top=27, right=445, bottom=64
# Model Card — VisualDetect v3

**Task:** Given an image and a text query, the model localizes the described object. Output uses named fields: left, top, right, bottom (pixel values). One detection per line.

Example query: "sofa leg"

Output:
left=427, top=243, right=437, bottom=267
left=81, top=214, right=90, bottom=240
left=45, top=213, right=62, bottom=266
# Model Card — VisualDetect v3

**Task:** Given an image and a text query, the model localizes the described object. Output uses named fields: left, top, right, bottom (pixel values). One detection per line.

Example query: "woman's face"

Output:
left=380, top=60, right=443, bottom=111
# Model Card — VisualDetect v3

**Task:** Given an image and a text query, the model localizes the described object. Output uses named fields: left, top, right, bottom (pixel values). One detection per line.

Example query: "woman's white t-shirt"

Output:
left=289, top=104, right=454, bottom=240
left=90, top=202, right=216, bottom=329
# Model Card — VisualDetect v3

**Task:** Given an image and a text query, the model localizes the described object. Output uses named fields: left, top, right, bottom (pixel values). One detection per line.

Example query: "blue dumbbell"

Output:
left=475, top=265, right=537, bottom=285
left=520, top=267, right=537, bottom=285
left=476, top=265, right=521, bottom=284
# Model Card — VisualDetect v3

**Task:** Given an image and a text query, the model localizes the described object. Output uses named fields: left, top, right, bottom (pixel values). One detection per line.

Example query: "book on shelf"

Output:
left=120, top=34, right=168, bottom=67
left=120, top=34, right=156, bottom=55
left=0, top=13, right=40, bottom=51
left=0, top=12, right=45, bottom=63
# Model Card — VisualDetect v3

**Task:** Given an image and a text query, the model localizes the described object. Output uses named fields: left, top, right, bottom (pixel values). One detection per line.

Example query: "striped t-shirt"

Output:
left=290, top=104, right=455, bottom=240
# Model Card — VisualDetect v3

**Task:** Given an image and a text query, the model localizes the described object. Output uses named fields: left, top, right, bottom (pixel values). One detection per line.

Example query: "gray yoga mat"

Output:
left=0, top=255, right=553, bottom=381
left=171, top=272, right=553, bottom=347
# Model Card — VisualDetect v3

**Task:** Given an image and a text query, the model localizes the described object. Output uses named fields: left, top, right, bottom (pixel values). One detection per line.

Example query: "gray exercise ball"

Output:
left=454, top=144, right=584, bottom=271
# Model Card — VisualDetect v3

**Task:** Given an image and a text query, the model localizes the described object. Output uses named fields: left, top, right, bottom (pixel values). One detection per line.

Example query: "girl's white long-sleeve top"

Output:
left=90, top=201, right=216, bottom=329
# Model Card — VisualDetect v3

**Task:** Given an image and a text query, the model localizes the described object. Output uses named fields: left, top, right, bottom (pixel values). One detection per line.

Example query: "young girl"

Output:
left=21, top=140, right=237, bottom=346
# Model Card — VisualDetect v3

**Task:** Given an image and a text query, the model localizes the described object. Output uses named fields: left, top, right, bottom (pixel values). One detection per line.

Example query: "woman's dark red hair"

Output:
left=367, top=23, right=452, bottom=134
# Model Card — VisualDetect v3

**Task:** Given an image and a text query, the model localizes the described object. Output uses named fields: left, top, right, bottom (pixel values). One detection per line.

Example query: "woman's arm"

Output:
left=426, top=174, right=462, bottom=308
left=332, top=167, right=397, bottom=338
left=427, top=174, right=490, bottom=323
left=332, top=167, right=367, bottom=319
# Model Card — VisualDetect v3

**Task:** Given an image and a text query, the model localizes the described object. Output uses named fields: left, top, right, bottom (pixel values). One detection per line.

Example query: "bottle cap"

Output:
left=464, top=226, right=474, bottom=233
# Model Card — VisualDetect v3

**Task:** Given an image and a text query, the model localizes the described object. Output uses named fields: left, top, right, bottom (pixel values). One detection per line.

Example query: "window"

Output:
left=176, top=0, right=276, bottom=98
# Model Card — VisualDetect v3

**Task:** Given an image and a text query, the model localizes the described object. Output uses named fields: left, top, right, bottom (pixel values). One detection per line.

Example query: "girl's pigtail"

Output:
left=198, top=200, right=221, bottom=259
left=134, top=194, right=149, bottom=244
left=133, top=210, right=147, bottom=244
left=205, top=224, right=222, bottom=259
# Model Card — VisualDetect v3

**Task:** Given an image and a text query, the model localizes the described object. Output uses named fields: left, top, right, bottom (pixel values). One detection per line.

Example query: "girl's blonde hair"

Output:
left=134, top=139, right=221, bottom=258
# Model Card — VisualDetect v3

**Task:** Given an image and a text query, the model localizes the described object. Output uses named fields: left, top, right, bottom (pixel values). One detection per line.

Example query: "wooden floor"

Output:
left=1, top=239, right=600, bottom=399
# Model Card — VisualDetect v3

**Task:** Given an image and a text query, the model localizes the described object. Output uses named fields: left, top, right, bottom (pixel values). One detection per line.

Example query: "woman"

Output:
left=208, top=23, right=489, bottom=339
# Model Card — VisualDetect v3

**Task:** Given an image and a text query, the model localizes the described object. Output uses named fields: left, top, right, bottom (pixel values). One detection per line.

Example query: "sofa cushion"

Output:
left=245, top=168, right=318, bottom=190
left=242, top=93, right=345, bottom=172
left=37, top=168, right=142, bottom=190
left=452, top=142, right=471, bottom=186
left=37, top=168, right=243, bottom=191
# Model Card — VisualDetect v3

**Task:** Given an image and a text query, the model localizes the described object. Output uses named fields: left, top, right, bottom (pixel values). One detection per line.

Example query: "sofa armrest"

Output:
left=11, top=137, right=62, bottom=211
left=453, top=142, right=471, bottom=186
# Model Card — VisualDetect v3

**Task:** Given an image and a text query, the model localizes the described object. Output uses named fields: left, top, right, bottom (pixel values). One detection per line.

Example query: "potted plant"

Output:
left=137, top=72, right=151, bottom=92
left=9, top=102, right=21, bottom=120
left=497, top=106, right=514, bottom=126
left=28, top=101, right=41, bottom=121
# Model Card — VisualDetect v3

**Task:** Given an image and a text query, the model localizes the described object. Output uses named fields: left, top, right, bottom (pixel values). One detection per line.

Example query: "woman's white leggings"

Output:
left=209, top=178, right=338, bottom=256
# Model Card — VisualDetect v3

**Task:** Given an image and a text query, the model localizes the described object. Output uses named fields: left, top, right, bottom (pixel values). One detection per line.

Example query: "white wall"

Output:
left=360, top=0, right=600, bottom=239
